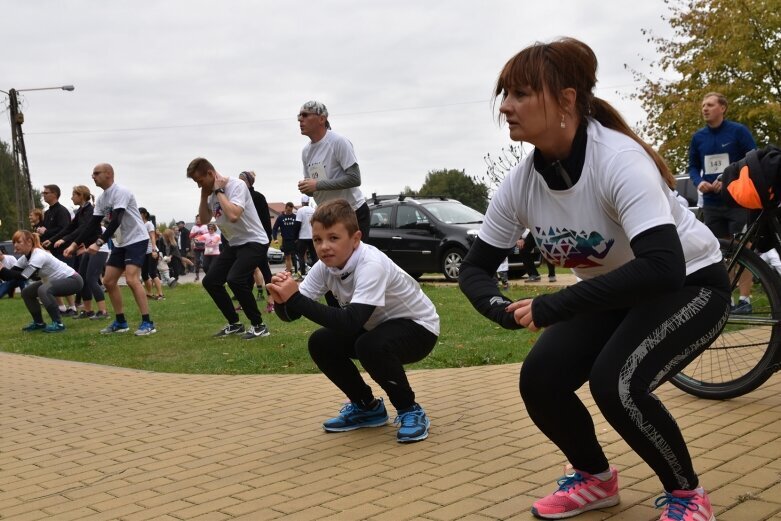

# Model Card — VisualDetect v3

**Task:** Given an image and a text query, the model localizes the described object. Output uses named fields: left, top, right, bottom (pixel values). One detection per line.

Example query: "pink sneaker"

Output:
left=532, top=467, right=619, bottom=519
left=655, top=488, right=715, bottom=521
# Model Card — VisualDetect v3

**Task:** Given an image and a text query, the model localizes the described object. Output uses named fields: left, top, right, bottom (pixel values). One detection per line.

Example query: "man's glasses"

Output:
left=298, top=112, right=316, bottom=119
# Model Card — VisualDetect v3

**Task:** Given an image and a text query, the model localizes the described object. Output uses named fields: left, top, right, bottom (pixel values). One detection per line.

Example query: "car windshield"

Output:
left=424, top=201, right=483, bottom=224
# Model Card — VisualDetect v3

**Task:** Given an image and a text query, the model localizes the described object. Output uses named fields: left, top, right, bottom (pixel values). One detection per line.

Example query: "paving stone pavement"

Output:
left=2, top=351, right=781, bottom=520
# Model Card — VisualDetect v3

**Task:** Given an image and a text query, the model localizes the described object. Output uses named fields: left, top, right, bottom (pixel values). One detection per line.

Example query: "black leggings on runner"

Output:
left=519, top=263, right=730, bottom=492
left=202, top=241, right=268, bottom=327
left=308, top=318, right=437, bottom=411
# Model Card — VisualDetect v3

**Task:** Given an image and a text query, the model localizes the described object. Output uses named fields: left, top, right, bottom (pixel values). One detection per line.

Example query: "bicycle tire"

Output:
left=671, top=239, right=781, bottom=399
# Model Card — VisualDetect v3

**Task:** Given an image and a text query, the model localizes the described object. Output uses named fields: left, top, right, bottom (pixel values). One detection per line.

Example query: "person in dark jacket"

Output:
left=239, top=170, right=274, bottom=304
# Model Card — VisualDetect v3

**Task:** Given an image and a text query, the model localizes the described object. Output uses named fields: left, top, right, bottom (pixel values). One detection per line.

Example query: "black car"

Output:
left=365, top=195, right=524, bottom=281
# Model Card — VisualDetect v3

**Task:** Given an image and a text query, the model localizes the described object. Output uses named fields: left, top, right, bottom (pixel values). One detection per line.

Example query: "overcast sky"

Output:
left=1, top=0, right=673, bottom=224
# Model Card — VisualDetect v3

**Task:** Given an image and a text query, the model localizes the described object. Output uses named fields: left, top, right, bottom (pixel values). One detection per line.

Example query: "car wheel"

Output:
left=441, top=247, right=465, bottom=282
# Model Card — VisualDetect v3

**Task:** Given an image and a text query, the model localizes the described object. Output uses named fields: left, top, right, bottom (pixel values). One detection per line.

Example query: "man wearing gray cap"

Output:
left=297, top=100, right=370, bottom=240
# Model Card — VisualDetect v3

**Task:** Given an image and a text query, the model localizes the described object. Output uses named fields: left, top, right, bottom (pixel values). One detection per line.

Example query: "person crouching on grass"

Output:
left=267, top=199, right=439, bottom=443
left=0, top=230, right=84, bottom=333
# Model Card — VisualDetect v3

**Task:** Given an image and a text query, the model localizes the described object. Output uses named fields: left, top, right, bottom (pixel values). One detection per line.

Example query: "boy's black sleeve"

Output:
left=458, top=237, right=524, bottom=330
left=280, top=291, right=375, bottom=334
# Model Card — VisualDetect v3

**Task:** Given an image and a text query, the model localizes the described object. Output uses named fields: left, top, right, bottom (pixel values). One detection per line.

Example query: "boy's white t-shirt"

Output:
left=298, top=242, right=440, bottom=336
left=301, top=131, right=366, bottom=210
left=15, top=248, right=76, bottom=282
left=479, top=120, right=722, bottom=280
left=295, top=205, right=315, bottom=240
left=93, top=183, right=148, bottom=247
left=208, top=177, right=268, bottom=247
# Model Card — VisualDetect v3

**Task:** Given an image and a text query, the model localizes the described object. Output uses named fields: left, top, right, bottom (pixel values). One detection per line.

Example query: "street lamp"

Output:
left=0, top=85, right=74, bottom=231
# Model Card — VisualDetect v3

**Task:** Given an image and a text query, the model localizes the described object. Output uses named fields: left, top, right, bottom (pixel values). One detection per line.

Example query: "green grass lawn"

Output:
left=0, top=283, right=555, bottom=374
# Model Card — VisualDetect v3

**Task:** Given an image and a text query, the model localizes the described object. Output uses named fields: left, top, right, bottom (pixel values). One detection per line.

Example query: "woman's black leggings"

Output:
left=308, top=318, right=437, bottom=411
left=78, top=251, right=108, bottom=302
left=519, top=265, right=730, bottom=492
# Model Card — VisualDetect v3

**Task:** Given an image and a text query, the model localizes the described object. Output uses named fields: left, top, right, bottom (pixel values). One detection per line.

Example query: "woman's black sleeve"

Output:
left=458, top=237, right=523, bottom=329
left=278, top=291, right=375, bottom=333
left=0, top=266, right=27, bottom=281
left=72, top=215, right=103, bottom=246
left=63, top=205, right=95, bottom=244
left=531, top=224, right=686, bottom=327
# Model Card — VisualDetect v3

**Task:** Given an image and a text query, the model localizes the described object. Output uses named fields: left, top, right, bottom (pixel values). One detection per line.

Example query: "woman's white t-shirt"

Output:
left=298, top=242, right=440, bottom=336
left=479, top=120, right=722, bottom=280
left=16, top=248, right=76, bottom=283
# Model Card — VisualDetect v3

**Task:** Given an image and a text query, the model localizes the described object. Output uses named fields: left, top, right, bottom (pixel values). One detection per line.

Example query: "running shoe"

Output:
left=240, top=324, right=270, bottom=339
left=90, top=311, right=110, bottom=320
left=134, top=321, right=157, bottom=336
left=155, top=295, right=165, bottom=301
left=731, top=300, right=752, bottom=314
left=43, top=321, right=65, bottom=333
left=394, top=404, right=430, bottom=443
left=74, top=310, right=95, bottom=319
left=168, top=279, right=178, bottom=288
left=525, top=275, right=542, bottom=283
left=22, top=321, right=47, bottom=332
left=213, top=323, right=245, bottom=337
left=531, top=467, right=619, bottom=519
left=323, top=398, right=389, bottom=432
left=549, top=275, right=557, bottom=283
left=655, top=488, right=715, bottom=521
left=100, top=320, right=130, bottom=334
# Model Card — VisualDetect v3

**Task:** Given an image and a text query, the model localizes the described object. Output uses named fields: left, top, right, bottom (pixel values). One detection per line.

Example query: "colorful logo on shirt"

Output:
left=534, top=226, right=615, bottom=268
left=213, top=202, right=223, bottom=219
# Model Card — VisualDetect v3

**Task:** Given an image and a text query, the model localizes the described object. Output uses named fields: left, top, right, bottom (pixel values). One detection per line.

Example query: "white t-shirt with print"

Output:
left=479, top=120, right=722, bottom=280
left=301, top=130, right=366, bottom=210
left=93, top=183, right=148, bottom=248
left=208, top=177, right=268, bottom=247
left=295, top=205, right=315, bottom=240
left=298, top=242, right=440, bottom=336
left=15, top=248, right=76, bottom=283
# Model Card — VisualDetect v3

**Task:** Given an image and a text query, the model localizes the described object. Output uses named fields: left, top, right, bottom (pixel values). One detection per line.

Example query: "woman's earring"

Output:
left=560, top=114, right=566, bottom=129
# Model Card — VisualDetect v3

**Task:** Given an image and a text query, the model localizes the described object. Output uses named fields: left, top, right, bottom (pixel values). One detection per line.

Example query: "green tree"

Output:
left=418, top=168, right=489, bottom=212
left=631, top=0, right=781, bottom=174
left=0, top=140, right=18, bottom=240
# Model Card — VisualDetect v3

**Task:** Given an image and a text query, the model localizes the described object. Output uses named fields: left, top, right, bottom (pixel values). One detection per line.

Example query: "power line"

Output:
left=22, top=84, right=642, bottom=137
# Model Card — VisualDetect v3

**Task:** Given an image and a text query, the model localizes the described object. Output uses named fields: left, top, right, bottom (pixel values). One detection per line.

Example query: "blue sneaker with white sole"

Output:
left=395, top=404, right=430, bottom=443
left=322, top=398, right=388, bottom=432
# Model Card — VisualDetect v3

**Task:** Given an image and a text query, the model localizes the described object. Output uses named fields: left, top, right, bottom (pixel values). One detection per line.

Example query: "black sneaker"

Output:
left=90, top=311, right=110, bottom=320
left=241, top=324, right=270, bottom=339
left=214, top=323, right=245, bottom=337
left=61, top=308, right=78, bottom=317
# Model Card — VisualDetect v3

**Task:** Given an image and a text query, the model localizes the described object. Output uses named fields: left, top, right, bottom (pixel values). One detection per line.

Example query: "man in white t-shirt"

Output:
left=187, top=157, right=271, bottom=340
left=294, top=195, right=316, bottom=275
left=297, top=100, right=371, bottom=240
left=65, top=163, right=156, bottom=336
left=268, top=199, right=439, bottom=443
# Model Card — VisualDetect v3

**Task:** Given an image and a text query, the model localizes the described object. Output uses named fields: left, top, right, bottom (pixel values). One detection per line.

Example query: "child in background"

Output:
left=496, top=257, right=510, bottom=290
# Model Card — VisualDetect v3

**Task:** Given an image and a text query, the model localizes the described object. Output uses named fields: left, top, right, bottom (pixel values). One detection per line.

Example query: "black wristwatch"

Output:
left=214, top=188, right=225, bottom=195
left=96, top=238, right=106, bottom=247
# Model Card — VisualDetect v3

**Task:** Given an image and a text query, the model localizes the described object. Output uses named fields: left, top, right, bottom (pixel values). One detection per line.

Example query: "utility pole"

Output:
left=8, top=89, right=33, bottom=230
left=1, top=85, right=74, bottom=231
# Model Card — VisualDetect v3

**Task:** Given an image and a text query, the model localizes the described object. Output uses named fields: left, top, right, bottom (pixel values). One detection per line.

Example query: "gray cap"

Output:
left=300, top=100, right=331, bottom=129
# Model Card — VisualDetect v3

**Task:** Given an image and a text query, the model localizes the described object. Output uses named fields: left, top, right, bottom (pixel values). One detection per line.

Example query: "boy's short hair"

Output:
left=311, top=199, right=359, bottom=235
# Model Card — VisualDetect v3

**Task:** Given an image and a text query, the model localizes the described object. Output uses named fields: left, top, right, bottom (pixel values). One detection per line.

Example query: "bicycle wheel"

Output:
left=671, top=240, right=781, bottom=399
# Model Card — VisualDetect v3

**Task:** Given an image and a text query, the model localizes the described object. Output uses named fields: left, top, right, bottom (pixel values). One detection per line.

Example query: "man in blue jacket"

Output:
left=689, top=91, right=756, bottom=312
